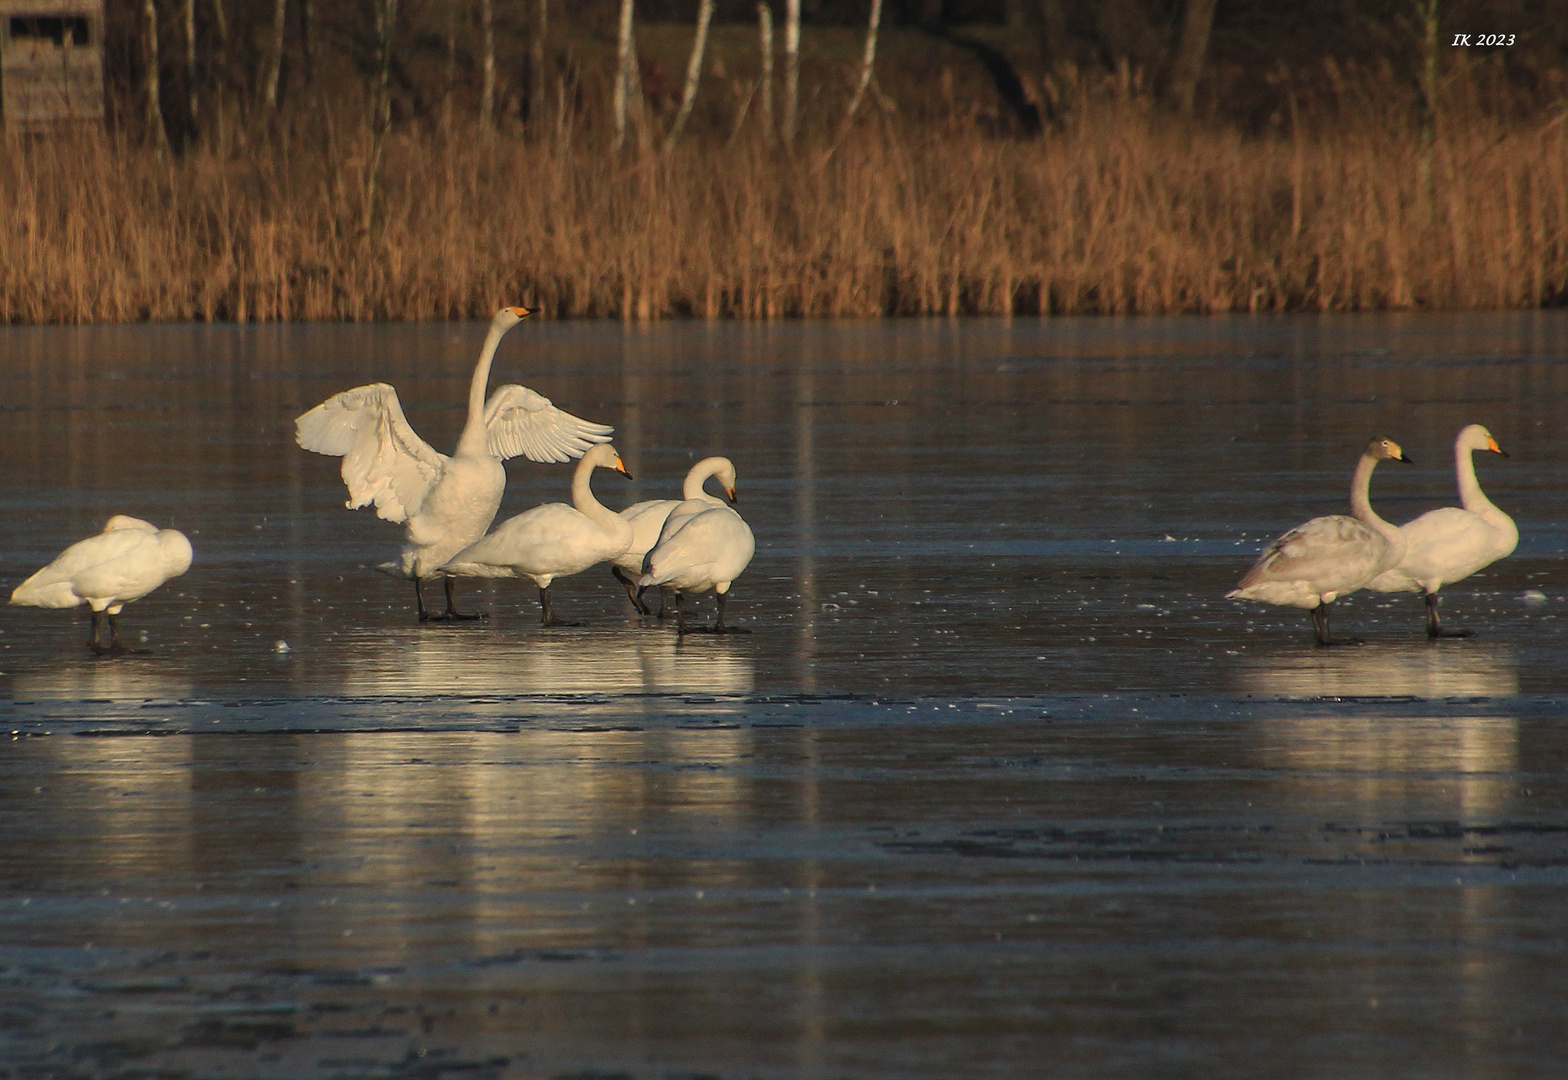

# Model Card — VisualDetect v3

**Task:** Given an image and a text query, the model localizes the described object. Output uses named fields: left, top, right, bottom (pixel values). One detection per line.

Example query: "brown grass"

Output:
left=2, top=76, right=1565, bottom=323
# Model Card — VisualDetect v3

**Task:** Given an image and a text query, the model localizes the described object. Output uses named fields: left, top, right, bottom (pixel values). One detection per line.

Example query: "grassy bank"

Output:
left=4, top=84, right=1566, bottom=323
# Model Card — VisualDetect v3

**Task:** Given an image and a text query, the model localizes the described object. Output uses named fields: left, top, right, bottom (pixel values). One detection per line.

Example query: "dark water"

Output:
left=2, top=314, right=1566, bottom=1078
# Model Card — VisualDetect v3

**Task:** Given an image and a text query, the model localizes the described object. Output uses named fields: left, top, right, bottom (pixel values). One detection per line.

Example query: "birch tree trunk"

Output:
left=1163, top=0, right=1218, bottom=116
left=302, top=0, right=316, bottom=87
left=531, top=0, right=548, bottom=131
left=782, top=0, right=800, bottom=146
left=757, top=2, right=773, bottom=139
left=612, top=0, right=647, bottom=152
left=141, top=0, right=168, bottom=153
left=263, top=0, right=287, bottom=110
left=663, top=0, right=715, bottom=153
left=841, top=0, right=881, bottom=130
left=184, top=0, right=197, bottom=137
left=479, top=0, right=495, bottom=128
left=365, top=0, right=398, bottom=235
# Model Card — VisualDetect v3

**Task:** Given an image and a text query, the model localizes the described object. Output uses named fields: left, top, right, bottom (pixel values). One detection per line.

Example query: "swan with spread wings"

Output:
left=295, top=306, right=613, bottom=621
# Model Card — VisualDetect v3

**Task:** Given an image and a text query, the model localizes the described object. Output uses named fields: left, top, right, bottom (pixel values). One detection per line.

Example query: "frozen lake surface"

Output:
left=2, top=314, right=1567, bottom=1078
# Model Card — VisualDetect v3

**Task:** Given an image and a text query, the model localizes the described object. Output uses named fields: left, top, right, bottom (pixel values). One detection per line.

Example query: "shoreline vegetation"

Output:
left=2, top=14, right=1566, bottom=323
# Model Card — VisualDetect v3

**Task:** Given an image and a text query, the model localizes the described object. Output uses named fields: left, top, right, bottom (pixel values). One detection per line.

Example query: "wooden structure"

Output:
left=0, top=0, right=104, bottom=130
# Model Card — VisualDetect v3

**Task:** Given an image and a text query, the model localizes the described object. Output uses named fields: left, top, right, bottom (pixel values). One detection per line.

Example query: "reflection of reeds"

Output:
left=3, top=89, right=1564, bottom=323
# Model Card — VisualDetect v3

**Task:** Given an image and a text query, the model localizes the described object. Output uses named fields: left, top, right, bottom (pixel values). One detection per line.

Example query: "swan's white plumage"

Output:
left=483, top=384, right=612, bottom=464
left=441, top=444, right=634, bottom=589
left=294, top=307, right=612, bottom=583
left=1367, top=424, right=1516, bottom=596
left=611, top=456, right=737, bottom=577
left=639, top=504, right=755, bottom=597
left=295, top=382, right=445, bottom=521
left=1228, top=436, right=1409, bottom=615
left=11, top=516, right=192, bottom=613
left=1228, top=514, right=1397, bottom=609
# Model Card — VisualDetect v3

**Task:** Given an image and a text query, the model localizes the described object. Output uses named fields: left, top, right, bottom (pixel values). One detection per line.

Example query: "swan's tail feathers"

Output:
left=10, top=576, right=81, bottom=609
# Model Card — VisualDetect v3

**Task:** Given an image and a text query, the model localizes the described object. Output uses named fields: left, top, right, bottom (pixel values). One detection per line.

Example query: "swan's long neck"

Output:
left=457, top=323, right=507, bottom=455
left=682, top=461, right=722, bottom=500
left=572, top=458, right=623, bottom=531
left=1349, top=454, right=1399, bottom=538
left=1455, top=442, right=1501, bottom=518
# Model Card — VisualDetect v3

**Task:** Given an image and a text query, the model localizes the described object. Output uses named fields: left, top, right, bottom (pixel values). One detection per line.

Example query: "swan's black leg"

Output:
left=1312, top=601, right=1362, bottom=647
left=415, top=578, right=430, bottom=622
left=88, top=610, right=105, bottom=654
left=443, top=576, right=485, bottom=621
left=539, top=585, right=584, bottom=628
left=613, top=566, right=651, bottom=615
left=1426, top=592, right=1471, bottom=638
left=675, top=590, right=689, bottom=636
left=108, top=613, right=127, bottom=655
left=710, top=591, right=751, bottom=634
left=657, top=587, right=672, bottom=620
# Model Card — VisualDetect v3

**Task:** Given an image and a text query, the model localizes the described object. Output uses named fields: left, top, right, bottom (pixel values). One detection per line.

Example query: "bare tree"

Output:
left=184, top=0, right=198, bottom=137
left=757, top=2, right=774, bottom=138
left=302, top=0, right=317, bottom=87
left=1163, top=0, right=1218, bottom=115
left=841, top=0, right=882, bottom=130
left=612, top=0, right=647, bottom=152
left=664, top=0, right=716, bottom=153
left=480, top=0, right=496, bottom=128
left=782, top=0, right=799, bottom=146
left=141, top=0, right=169, bottom=153
left=531, top=0, right=549, bottom=131
left=365, top=0, right=399, bottom=234
left=263, top=0, right=287, bottom=110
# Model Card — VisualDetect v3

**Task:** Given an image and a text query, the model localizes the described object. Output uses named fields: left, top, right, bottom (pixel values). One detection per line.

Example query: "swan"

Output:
left=609, top=456, right=738, bottom=615
left=441, top=444, right=635, bottom=626
left=10, top=516, right=193, bottom=654
left=1366, top=423, right=1517, bottom=637
left=295, top=306, right=613, bottom=622
left=637, top=496, right=755, bottom=635
left=1228, top=436, right=1412, bottom=645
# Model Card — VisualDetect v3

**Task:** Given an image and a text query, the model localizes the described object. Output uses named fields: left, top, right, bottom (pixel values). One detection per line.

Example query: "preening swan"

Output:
left=610, top=456, right=738, bottom=615
left=1366, top=423, right=1517, bottom=637
left=294, top=306, right=613, bottom=622
left=638, top=494, right=756, bottom=636
left=1228, top=436, right=1412, bottom=646
left=441, top=444, right=635, bottom=626
left=10, top=516, right=193, bottom=654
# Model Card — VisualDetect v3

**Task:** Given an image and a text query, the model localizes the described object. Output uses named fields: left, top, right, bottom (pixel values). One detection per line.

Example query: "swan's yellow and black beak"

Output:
left=508, top=305, right=538, bottom=319
left=725, top=485, right=739, bottom=504
left=615, top=455, right=634, bottom=481
left=1487, top=436, right=1509, bottom=457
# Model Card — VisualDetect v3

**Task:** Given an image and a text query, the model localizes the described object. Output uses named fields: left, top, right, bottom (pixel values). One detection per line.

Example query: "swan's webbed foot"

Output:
left=541, top=618, right=587, bottom=628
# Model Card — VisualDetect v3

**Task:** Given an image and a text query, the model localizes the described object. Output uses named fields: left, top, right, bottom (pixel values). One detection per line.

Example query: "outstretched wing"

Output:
left=295, top=383, right=447, bottom=522
left=483, top=384, right=613, bottom=464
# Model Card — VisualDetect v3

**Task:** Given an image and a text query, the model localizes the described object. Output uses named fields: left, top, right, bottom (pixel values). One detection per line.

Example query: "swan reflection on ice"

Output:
left=328, top=627, right=756, bottom=700
left=9, top=658, right=195, bottom=707
left=1233, top=641, right=1520, bottom=700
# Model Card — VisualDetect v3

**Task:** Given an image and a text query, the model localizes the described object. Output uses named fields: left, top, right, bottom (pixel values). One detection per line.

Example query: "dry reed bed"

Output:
left=2, top=104, right=1565, bottom=323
